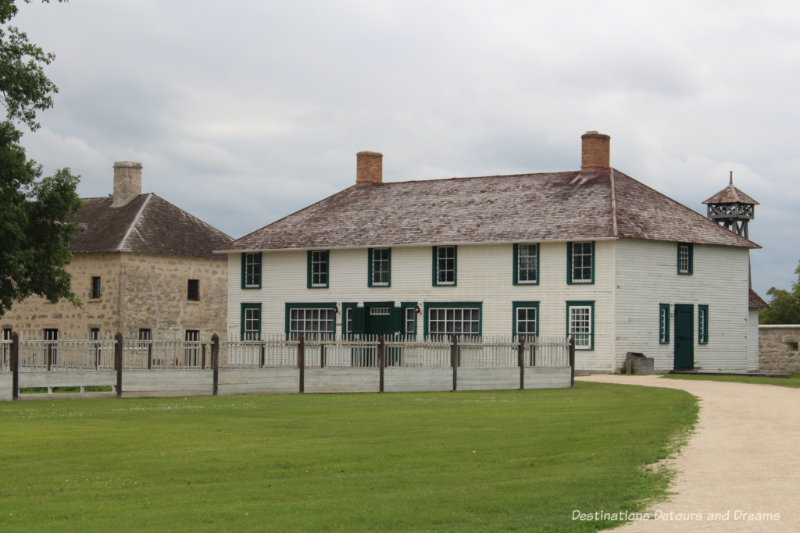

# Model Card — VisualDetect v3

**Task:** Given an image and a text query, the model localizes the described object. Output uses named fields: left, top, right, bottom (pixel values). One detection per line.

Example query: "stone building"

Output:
left=1, top=162, right=232, bottom=343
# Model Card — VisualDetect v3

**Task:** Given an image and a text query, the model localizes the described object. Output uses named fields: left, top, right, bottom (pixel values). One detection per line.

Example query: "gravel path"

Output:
left=576, top=375, right=800, bottom=532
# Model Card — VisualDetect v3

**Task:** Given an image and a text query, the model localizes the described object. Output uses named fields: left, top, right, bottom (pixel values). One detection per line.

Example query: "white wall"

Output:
left=614, top=239, right=751, bottom=372
left=226, top=241, right=615, bottom=371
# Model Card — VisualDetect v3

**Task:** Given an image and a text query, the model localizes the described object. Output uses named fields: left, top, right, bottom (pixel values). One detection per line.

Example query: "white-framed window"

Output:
left=308, top=250, right=330, bottom=288
left=567, top=301, right=594, bottom=350
left=288, top=307, right=335, bottom=340
left=698, top=305, right=709, bottom=344
left=433, top=246, right=457, bottom=286
left=369, top=248, right=391, bottom=287
left=513, top=302, right=539, bottom=337
left=677, top=243, right=693, bottom=275
left=514, top=244, right=539, bottom=285
left=427, top=305, right=480, bottom=336
left=405, top=307, right=416, bottom=336
left=242, top=252, right=262, bottom=288
left=659, top=304, right=670, bottom=344
left=185, top=330, right=200, bottom=366
left=568, top=242, right=594, bottom=284
left=241, top=304, right=261, bottom=341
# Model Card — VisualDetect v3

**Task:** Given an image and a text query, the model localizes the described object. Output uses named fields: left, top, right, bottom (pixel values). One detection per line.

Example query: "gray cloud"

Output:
left=12, top=0, right=800, bottom=296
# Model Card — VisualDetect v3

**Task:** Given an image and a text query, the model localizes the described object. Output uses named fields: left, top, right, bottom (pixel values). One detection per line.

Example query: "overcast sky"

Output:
left=13, top=0, right=800, bottom=297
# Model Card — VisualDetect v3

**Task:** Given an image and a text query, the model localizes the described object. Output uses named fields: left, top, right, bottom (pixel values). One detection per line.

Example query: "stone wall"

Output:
left=1, top=253, right=122, bottom=337
left=758, top=325, right=800, bottom=373
left=1, top=251, right=228, bottom=341
left=119, top=253, right=227, bottom=340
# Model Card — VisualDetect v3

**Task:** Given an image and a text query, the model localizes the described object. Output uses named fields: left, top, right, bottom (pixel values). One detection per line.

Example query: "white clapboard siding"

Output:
left=217, top=368, right=299, bottom=395
left=228, top=241, right=614, bottom=371
left=614, top=239, right=750, bottom=372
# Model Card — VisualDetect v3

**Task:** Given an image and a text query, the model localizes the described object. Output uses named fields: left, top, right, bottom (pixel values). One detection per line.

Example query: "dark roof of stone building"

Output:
left=220, top=168, right=759, bottom=252
left=703, top=183, right=759, bottom=205
left=71, top=193, right=231, bottom=258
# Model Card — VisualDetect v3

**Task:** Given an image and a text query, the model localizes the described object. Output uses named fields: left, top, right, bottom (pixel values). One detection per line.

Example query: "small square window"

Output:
left=188, top=279, right=199, bottom=301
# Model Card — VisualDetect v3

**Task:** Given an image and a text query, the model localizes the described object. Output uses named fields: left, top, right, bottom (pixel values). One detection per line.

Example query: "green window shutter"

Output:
left=566, top=242, right=573, bottom=284
left=352, top=307, right=366, bottom=334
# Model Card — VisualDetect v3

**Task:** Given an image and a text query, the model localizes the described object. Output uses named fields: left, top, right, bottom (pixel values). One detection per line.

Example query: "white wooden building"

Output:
left=217, top=132, right=764, bottom=372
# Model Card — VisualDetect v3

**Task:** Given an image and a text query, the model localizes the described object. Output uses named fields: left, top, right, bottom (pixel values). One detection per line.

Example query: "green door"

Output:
left=674, top=304, right=694, bottom=371
left=365, top=304, right=396, bottom=336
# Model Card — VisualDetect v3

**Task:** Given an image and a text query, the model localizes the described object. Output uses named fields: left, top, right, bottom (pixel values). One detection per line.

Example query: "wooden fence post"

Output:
left=450, top=335, right=458, bottom=392
left=320, top=343, right=326, bottom=368
left=378, top=336, right=385, bottom=393
left=569, top=336, right=576, bottom=388
left=260, top=342, right=266, bottom=368
left=518, top=336, right=525, bottom=391
left=147, top=341, right=153, bottom=370
left=298, top=335, right=305, bottom=393
left=11, top=332, right=19, bottom=400
left=212, top=334, right=219, bottom=396
left=114, top=333, right=123, bottom=398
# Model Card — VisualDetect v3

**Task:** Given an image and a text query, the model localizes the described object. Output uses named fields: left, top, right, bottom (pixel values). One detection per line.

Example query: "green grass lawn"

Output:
left=0, top=383, right=697, bottom=532
left=662, top=373, right=800, bottom=388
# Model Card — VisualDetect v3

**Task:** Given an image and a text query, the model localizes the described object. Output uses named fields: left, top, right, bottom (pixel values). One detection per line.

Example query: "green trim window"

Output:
left=368, top=248, right=391, bottom=287
left=241, top=252, right=262, bottom=289
left=404, top=305, right=417, bottom=337
left=513, top=301, right=539, bottom=337
left=425, top=302, right=481, bottom=337
left=307, top=250, right=330, bottom=288
left=677, top=243, right=693, bottom=275
left=432, top=246, right=457, bottom=286
left=659, top=303, right=670, bottom=344
left=241, top=303, right=262, bottom=340
left=567, top=301, right=594, bottom=350
left=513, top=244, right=539, bottom=285
left=567, top=241, right=594, bottom=284
left=698, top=305, right=709, bottom=344
left=286, top=303, right=336, bottom=340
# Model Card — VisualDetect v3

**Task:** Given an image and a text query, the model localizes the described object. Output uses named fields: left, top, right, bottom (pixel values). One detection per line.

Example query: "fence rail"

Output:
left=1, top=333, right=574, bottom=399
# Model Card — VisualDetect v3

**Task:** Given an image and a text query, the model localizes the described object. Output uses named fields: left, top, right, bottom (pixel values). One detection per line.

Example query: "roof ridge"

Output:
left=118, top=193, right=152, bottom=251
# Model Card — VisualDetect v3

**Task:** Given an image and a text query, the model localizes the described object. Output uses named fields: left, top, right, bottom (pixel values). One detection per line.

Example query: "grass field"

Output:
left=662, top=373, right=800, bottom=388
left=0, top=383, right=697, bottom=532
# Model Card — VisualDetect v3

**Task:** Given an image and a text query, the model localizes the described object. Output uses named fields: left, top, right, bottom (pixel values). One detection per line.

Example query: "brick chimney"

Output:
left=112, top=161, right=142, bottom=207
left=356, top=151, right=383, bottom=187
left=581, top=131, right=610, bottom=174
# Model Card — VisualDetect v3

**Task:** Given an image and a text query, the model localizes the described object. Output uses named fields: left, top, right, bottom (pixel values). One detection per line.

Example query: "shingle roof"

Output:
left=219, top=168, right=759, bottom=252
left=71, top=194, right=232, bottom=258
left=749, top=289, right=769, bottom=309
left=703, top=184, right=759, bottom=205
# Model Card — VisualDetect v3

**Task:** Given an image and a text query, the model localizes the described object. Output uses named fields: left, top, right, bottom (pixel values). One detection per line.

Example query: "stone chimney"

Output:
left=581, top=131, right=610, bottom=174
left=356, top=151, right=383, bottom=187
left=112, top=161, right=142, bottom=207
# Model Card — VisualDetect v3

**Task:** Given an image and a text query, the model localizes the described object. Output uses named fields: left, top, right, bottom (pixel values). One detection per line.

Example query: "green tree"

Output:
left=0, top=0, right=82, bottom=316
left=760, top=259, right=800, bottom=324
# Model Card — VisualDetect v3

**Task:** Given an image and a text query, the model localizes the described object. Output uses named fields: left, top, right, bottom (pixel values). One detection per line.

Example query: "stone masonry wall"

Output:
left=758, top=325, right=800, bottom=373
left=1, top=252, right=229, bottom=342
left=1, top=253, right=122, bottom=338
left=119, top=253, right=228, bottom=341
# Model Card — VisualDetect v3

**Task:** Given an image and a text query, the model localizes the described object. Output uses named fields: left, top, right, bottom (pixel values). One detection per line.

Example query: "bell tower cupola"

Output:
left=702, top=171, right=759, bottom=239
